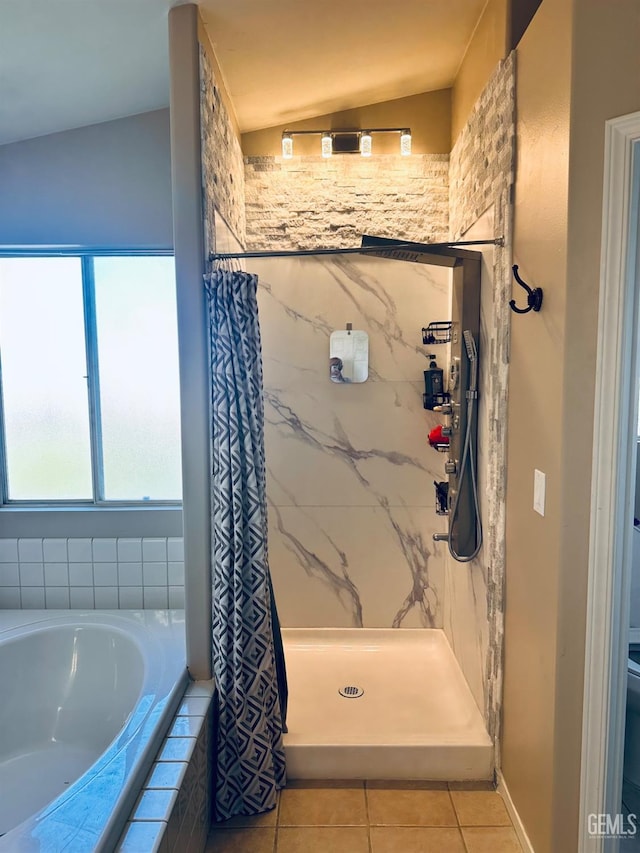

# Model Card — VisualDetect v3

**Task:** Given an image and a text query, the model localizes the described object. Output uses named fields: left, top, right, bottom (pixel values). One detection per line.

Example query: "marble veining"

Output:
left=254, top=254, right=450, bottom=629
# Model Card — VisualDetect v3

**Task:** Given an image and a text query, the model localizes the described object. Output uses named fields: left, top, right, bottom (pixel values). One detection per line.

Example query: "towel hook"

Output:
left=509, top=265, right=543, bottom=314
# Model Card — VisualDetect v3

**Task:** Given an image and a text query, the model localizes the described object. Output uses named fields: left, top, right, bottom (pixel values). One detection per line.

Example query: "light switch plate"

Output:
left=534, top=469, right=546, bottom=516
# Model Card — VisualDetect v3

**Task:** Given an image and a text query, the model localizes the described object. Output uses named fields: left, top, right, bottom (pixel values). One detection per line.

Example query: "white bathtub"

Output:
left=0, top=610, right=188, bottom=852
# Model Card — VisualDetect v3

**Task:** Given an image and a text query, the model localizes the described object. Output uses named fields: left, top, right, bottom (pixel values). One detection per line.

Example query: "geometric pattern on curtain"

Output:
left=205, top=268, right=286, bottom=822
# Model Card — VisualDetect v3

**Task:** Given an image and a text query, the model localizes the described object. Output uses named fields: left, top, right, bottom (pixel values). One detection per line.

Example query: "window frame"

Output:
left=0, top=247, right=182, bottom=509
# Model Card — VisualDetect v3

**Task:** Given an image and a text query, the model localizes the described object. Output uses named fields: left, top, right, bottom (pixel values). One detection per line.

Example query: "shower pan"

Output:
left=282, top=628, right=492, bottom=780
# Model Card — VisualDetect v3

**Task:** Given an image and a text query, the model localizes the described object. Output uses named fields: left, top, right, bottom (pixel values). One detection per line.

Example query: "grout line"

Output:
left=273, top=788, right=281, bottom=852
left=363, top=778, right=373, bottom=853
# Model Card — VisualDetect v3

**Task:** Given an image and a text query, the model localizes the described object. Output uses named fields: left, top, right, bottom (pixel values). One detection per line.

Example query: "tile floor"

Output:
left=206, top=781, right=523, bottom=852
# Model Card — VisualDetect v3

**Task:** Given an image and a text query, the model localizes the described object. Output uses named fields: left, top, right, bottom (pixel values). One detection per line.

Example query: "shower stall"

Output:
left=237, top=242, right=493, bottom=780
left=168, top=5, right=507, bottom=795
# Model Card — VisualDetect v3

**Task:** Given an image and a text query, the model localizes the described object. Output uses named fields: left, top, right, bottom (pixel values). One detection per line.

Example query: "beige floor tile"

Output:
left=367, top=788, right=457, bottom=826
left=276, top=826, right=369, bottom=853
left=278, top=787, right=367, bottom=826
left=205, top=827, right=276, bottom=853
left=213, top=804, right=279, bottom=828
left=462, top=826, right=523, bottom=853
left=450, top=790, right=511, bottom=826
left=370, top=826, right=466, bottom=853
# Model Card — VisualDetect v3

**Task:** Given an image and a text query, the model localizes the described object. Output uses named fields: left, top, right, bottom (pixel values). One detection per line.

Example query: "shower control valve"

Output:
left=444, top=459, right=457, bottom=475
left=441, top=426, right=453, bottom=437
left=433, top=403, right=453, bottom=415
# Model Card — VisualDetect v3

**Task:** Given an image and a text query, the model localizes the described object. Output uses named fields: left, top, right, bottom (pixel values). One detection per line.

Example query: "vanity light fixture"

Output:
left=400, top=129, right=412, bottom=156
left=281, top=132, right=293, bottom=159
left=280, top=127, right=413, bottom=158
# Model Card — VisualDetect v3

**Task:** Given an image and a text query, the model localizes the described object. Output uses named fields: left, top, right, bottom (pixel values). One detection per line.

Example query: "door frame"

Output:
left=580, top=112, right=640, bottom=851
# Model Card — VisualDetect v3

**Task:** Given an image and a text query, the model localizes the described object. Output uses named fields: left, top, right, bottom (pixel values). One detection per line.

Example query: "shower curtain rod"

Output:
left=209, top=238, right=504, bottom=262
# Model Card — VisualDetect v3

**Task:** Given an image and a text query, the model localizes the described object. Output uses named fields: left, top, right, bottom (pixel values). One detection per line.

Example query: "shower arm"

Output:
left=209, top=238, right=504, bottom=262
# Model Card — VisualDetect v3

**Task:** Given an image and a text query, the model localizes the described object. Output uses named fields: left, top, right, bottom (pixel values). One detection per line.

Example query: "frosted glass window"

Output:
left=93, top=257, right=182, bottom=501
left=0, top=258, right=93, bottom=499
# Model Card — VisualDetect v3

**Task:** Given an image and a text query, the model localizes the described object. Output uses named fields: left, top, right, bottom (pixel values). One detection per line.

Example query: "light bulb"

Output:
left=400, top=130, right=412, bottom=156
left=360, top=131, right=372, bottom=157
left=282, top=133, right=293, bottom=159
left=321, top=132, right=332, bottom=158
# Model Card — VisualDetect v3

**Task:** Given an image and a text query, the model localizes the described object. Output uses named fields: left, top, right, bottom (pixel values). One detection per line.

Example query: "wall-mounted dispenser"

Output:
left=422, top=354, right=447, bottom=410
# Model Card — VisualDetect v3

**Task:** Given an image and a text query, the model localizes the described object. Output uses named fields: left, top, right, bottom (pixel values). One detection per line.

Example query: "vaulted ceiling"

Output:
left=0, top=0, right=486, bottom=145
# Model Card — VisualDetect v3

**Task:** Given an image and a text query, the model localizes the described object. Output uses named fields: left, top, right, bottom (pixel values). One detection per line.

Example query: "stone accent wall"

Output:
left=244, top=155, right=449, bottom=250
left=446, top=53, right=516, bottom=752
left=199, top=46, right=246, bottom=254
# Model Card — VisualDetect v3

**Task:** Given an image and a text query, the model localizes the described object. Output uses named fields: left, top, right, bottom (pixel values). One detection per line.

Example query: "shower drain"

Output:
left=338, top=685, right=364, bottom=699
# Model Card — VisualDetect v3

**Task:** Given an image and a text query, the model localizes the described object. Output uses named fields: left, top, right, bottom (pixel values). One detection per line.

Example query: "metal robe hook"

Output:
left=510, top=265, right=543, bottom=314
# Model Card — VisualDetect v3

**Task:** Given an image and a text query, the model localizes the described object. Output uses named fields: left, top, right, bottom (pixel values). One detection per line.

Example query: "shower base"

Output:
left=281, top=628, right=493, bottom=781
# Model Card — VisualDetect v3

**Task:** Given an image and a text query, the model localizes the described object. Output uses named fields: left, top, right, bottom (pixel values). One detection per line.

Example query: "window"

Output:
left=0, top=254, right=182, bottom=504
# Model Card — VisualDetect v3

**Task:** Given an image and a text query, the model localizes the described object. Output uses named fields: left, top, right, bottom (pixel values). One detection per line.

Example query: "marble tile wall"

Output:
left=253, top=254, right=452, bottom=628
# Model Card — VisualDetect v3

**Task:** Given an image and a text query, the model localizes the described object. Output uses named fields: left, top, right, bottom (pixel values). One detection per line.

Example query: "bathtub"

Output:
left=0, top=610, right=188, bottom=852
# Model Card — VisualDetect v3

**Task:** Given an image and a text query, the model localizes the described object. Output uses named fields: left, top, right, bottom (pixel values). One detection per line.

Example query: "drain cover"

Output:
left=338, top=685, right=364, bottom=698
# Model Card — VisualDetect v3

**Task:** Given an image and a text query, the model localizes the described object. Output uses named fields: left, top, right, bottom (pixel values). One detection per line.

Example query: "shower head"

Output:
left=463, top=330, right=477, bottom=362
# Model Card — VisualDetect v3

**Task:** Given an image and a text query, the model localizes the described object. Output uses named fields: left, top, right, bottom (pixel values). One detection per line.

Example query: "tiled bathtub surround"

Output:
left=255, top=254, right=451, bottom=629
left=117, top=679, right=215, bottom=853
left=0, top=537, right=185, bottom=610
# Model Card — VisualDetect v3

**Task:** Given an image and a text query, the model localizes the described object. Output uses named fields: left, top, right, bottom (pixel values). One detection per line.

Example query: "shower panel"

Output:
left=360, top=236, right=482, bottom=561
left=437, top=258, right=481, bottom=560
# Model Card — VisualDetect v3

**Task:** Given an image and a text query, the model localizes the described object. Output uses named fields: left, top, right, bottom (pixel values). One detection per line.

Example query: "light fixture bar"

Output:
left=281, top=127, right=413, bottom=157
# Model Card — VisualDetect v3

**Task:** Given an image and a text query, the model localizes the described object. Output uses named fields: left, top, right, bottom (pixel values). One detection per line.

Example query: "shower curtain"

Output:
left=206, top=267, right=287, bottom=822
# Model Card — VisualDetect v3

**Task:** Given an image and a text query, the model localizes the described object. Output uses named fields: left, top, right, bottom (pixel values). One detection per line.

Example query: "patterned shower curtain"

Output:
left=206, top=267, right=287, bottom=822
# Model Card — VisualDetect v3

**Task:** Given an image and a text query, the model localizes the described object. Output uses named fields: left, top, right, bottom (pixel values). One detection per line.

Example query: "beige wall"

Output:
left=555, top=0, right=640, bottom=847
left=0, top=110, right=172, bottom=248
left=241, top=90, right=451, bottom=157
left=451, top=0, right=509, bottom=146
left=503, top=1, right=571, bottom=849
left=503, top=0, right=640, bottom=850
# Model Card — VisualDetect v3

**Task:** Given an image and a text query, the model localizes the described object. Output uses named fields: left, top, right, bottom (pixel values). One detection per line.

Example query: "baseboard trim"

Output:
left=497, top=770, right=535, bottom=853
